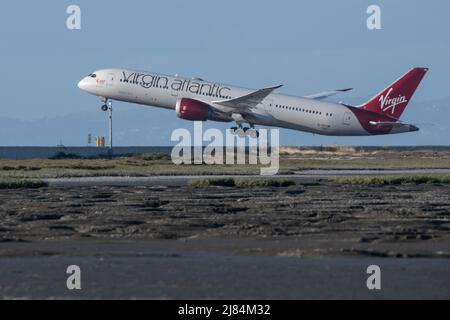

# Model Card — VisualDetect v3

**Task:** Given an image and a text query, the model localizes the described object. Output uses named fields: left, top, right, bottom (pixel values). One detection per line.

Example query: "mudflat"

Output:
left=0, top=179, right=449, bottom=298
left=1, top=181, right=449, bottom=252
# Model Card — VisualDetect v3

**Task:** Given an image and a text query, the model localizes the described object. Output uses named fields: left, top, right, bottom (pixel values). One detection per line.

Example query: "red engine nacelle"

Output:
left=175, top=98, right=232, bottom=122
left=175, top=98, right=212, bottom=121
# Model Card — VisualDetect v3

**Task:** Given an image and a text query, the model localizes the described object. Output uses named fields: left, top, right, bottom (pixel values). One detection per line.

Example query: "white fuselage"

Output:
left=77, top=68, right=407, bottom=136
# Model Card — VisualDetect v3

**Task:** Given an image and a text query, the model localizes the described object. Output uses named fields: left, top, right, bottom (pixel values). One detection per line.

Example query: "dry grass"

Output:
left=279, top=145, right=357, bottom=155
left=0, top=150, right=449, bottom=179
left=334, top=174, right=450, bottom=185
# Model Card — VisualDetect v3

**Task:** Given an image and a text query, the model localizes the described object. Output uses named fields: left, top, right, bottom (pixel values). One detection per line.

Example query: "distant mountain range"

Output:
left=0, top=97, right=449, bottom=146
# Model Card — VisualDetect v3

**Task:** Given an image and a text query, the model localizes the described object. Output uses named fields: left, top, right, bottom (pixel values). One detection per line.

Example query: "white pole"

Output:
left=108, top=100, right=113, bottom=150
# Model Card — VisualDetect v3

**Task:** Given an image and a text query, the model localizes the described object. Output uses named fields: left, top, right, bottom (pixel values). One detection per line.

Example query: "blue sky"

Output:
left=0, top=0, right=449, bottom=145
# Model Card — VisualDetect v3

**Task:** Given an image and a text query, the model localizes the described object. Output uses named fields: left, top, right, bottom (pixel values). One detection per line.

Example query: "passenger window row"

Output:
left=275, top=104, right=332, bottom=117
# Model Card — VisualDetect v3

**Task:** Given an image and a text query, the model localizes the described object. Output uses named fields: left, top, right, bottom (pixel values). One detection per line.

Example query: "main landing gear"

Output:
left=229, top=123, right=259, bottom=138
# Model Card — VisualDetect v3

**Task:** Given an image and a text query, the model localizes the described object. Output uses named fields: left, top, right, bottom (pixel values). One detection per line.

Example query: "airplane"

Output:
left=78, top=67, right=428, bottom=138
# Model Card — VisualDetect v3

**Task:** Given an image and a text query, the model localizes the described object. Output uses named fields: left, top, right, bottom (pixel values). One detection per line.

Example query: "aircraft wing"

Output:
left=212, top=84, right=283, bottom=110
left=304, top=88, right=352, bottom=100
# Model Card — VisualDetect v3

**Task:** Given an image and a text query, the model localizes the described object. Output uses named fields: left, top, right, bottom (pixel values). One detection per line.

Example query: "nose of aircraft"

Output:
left=77, top=77, right=89, bottom=90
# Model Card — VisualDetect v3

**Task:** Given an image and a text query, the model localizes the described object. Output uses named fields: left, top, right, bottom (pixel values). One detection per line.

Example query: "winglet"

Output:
left=337, top=88, right=353, bottom=92
left=271, top=84, right=283, bottom=90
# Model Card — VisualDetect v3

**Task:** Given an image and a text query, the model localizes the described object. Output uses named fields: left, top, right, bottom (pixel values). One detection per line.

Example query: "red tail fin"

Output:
left=359, top=67, right=428, bottom=119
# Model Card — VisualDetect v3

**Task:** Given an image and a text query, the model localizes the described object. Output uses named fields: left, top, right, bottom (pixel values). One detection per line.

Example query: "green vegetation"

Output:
left=235, top=179, right=295, bottom=187
left=137, top=153, right=172, bottom=161
left=0, top=179, right=48, bottom=189
left=334, top=175, right=450, bottom=185
left=189, top=178, right=236, bottom=187
left=189, top=178, right=296, bottom=188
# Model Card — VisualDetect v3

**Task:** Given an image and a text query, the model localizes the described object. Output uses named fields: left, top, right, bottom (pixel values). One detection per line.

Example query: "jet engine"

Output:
left=175, top=98, right=230, bottom=122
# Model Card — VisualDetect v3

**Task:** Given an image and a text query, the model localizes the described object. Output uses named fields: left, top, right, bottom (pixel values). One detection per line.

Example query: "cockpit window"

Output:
left=89, top=74, right=97, bottom=78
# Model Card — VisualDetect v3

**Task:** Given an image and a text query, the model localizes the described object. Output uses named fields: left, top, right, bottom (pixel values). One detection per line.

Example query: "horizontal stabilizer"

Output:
left=369, top=121, right=401, bottom=127
left=369, top=121, right=419, bottom=132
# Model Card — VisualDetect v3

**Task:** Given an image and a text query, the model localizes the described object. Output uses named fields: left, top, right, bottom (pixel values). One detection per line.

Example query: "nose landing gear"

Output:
left=99, top=97, right=113, bottom=150
left=100, top=97, right=110, bottom=112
